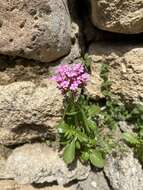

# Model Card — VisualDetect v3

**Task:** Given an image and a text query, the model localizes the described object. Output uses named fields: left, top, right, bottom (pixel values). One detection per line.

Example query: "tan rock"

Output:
left=87, top=42, right=143, bottom=103
left=90, top=0, right=143, bottom=34
left=0, top=81, right=63, bottom=145
left=0, top=56, right=51, bottom=85
left=0, top=180, right=72, bottom=190
left=0, top=0, right=71, bottom=62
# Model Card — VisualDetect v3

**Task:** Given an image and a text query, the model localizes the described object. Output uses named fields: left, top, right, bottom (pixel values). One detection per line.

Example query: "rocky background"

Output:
left=0, top=0, right=143, bottom=190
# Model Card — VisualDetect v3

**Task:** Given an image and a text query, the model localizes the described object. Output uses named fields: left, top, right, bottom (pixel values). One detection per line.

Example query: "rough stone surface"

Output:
left=77, top=171, right=110, bottom=190
left=0, top=0, right=71, bottom=62
left=58, top=22, right=82, bottom=65
left=0, top=145, right=12, bottom=179
left=104, top=150, right=143, bottom=190
left=0, top=180, right=72, bottom=190
left=0, top=56, right=51, bottom=85
left=5, top=143, right=90, bottom=185
left=90, top=0, right=143, bottom=34
left=0, top=81, right=63, bottom=145
left=87, top=42, right=143, bottom=103
left=119, top=121, right=134, bottom=133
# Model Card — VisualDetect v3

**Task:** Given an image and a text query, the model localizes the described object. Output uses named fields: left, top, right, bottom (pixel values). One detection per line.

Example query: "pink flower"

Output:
left=52, top=64, right=89, bottom=93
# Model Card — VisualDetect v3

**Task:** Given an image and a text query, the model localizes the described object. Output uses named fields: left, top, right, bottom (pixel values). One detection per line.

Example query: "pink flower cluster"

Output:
left=52, top=64, right=89, bottom=93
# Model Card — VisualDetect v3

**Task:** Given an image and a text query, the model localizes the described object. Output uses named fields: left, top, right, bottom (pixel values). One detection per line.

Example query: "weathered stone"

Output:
left=0, top=81, right=63, bottom=145
left=90, top=0, right=143, bottom=34
left=77, top=171, right=110, bottom=190
left=87, top=42, right=143, bottom=103
left=56, top=22, right=82, bottom=65
left=0, top=145, right=12, bottom=179
left=0, top=180, right=72, bottom=190
left=104, top=149, right=143, bottom=190
left=5, top=143, right=90, bottom=185
left=119, top=121, right=134, bottom=133
left=0, top=0, right=71, bottom=62
left=0, top=56, right=51, bottom=85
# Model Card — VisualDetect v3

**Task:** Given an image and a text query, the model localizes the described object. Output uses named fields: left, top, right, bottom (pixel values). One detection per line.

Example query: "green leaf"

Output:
left=76, top=141, right=81, bottom=149
left=63, top=140, right=75, bottom=164
left=76, top=132, right=88, bottom=143
left=88, top=105, right=101, bottom=117
left=81, top=152, right=89, bottom=161
left=89, top=151, right=105, bottom=168
left=87, top=119, right=97, bottom=131
left=80, top=109, right=91, bottom=133
left=66, top=112, right=78, bottom=116
left=58, top=120, right=67, bottom=133
left=123, top=132, right=140, bottom=145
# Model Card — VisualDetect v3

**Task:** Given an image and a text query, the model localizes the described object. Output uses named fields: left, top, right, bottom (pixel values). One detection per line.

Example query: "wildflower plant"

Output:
left=52, top=63, right=115, bottom=168
left=52, top=64, right=89, bottom=94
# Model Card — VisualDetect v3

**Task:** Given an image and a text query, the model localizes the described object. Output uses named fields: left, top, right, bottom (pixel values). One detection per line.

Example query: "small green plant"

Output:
left=52, top=61, right=143, bottom=168
left=59, top=95, right=108, bottom=168
left=100, top=63, right=129, bottom=127
left=82, top=53, right=92, bottom=73
left=123, top=104, right=143, bottom=163
left=51, top=63, right=120, bottom=168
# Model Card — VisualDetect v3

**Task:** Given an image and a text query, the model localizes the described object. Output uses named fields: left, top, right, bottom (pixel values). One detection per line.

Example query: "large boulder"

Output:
left=104, top=149, right=143, bottom=190
left=86, top=42, right=143, bottom=103
left=0, top=0, right=71, bottom=62
left=5, top=143, right=90, bottom=185
left=90, top=0, right=143, bottom=34
left=0, top=81, right=63, bottom=145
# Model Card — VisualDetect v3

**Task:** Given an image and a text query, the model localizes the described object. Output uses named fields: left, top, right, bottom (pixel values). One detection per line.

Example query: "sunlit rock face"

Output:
left=0, top=0, right=71, bottom=62
left=91, top=0, right=143, bottom=34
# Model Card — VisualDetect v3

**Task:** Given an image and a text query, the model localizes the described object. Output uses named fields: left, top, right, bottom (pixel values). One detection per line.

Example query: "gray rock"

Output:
left=104, top=150, right=143, bottom=190
left=90, top=0, right=143, bottom=34
left=0, top=81, right=63, bottom=145
left=77, top=171, right=110, bottom=190
left=6, top=143, right=90, bottom=185
left=0, top=0, right=71, bottom=62
left=119, top=121, right=134, bottom=133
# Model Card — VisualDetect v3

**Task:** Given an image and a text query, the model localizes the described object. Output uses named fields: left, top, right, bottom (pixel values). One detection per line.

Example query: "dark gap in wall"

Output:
left=103, top=171, right=114, bottom=190
left=32, top=181, right=58, bottom=188
left=68, top=0, right=90, bottom=21
left=11, top=123, right=55, bottom=138
left=92, top=28, right=143, bottom=43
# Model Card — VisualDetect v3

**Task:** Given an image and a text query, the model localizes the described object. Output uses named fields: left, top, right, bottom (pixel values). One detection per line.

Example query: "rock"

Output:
left=0, top=81, right=63, bottom=145
left=87, top=42, right=143, bottom=103
left=0, top=145, right=12, bottom=179
left=77, top=171, right=110, bottom=190
left=85, top=61, right=103, bottom=100
left=90, top=0, right=143, bottom=34
left=0, top=56, right=51, bottom=85
left=0, top=0, right=71, bottom=62
left=0, top=180, right=72, bottom=190
left=0, top=180, right=17, bottom=190
left=104, top=149, right=143, bottom=190
left=5, top=143, right=90, bottom=185
left=57, top=22, right=82, bottom=65
left=119, top=121, right=134, bottom=133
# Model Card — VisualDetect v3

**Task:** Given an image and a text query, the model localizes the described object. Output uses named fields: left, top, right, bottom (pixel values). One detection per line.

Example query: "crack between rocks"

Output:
left=103, top=171, right=114, bottom=190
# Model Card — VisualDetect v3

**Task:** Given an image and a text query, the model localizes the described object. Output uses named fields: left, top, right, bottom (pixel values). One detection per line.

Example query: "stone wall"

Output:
left=0, top=0, right=143, bottom=190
